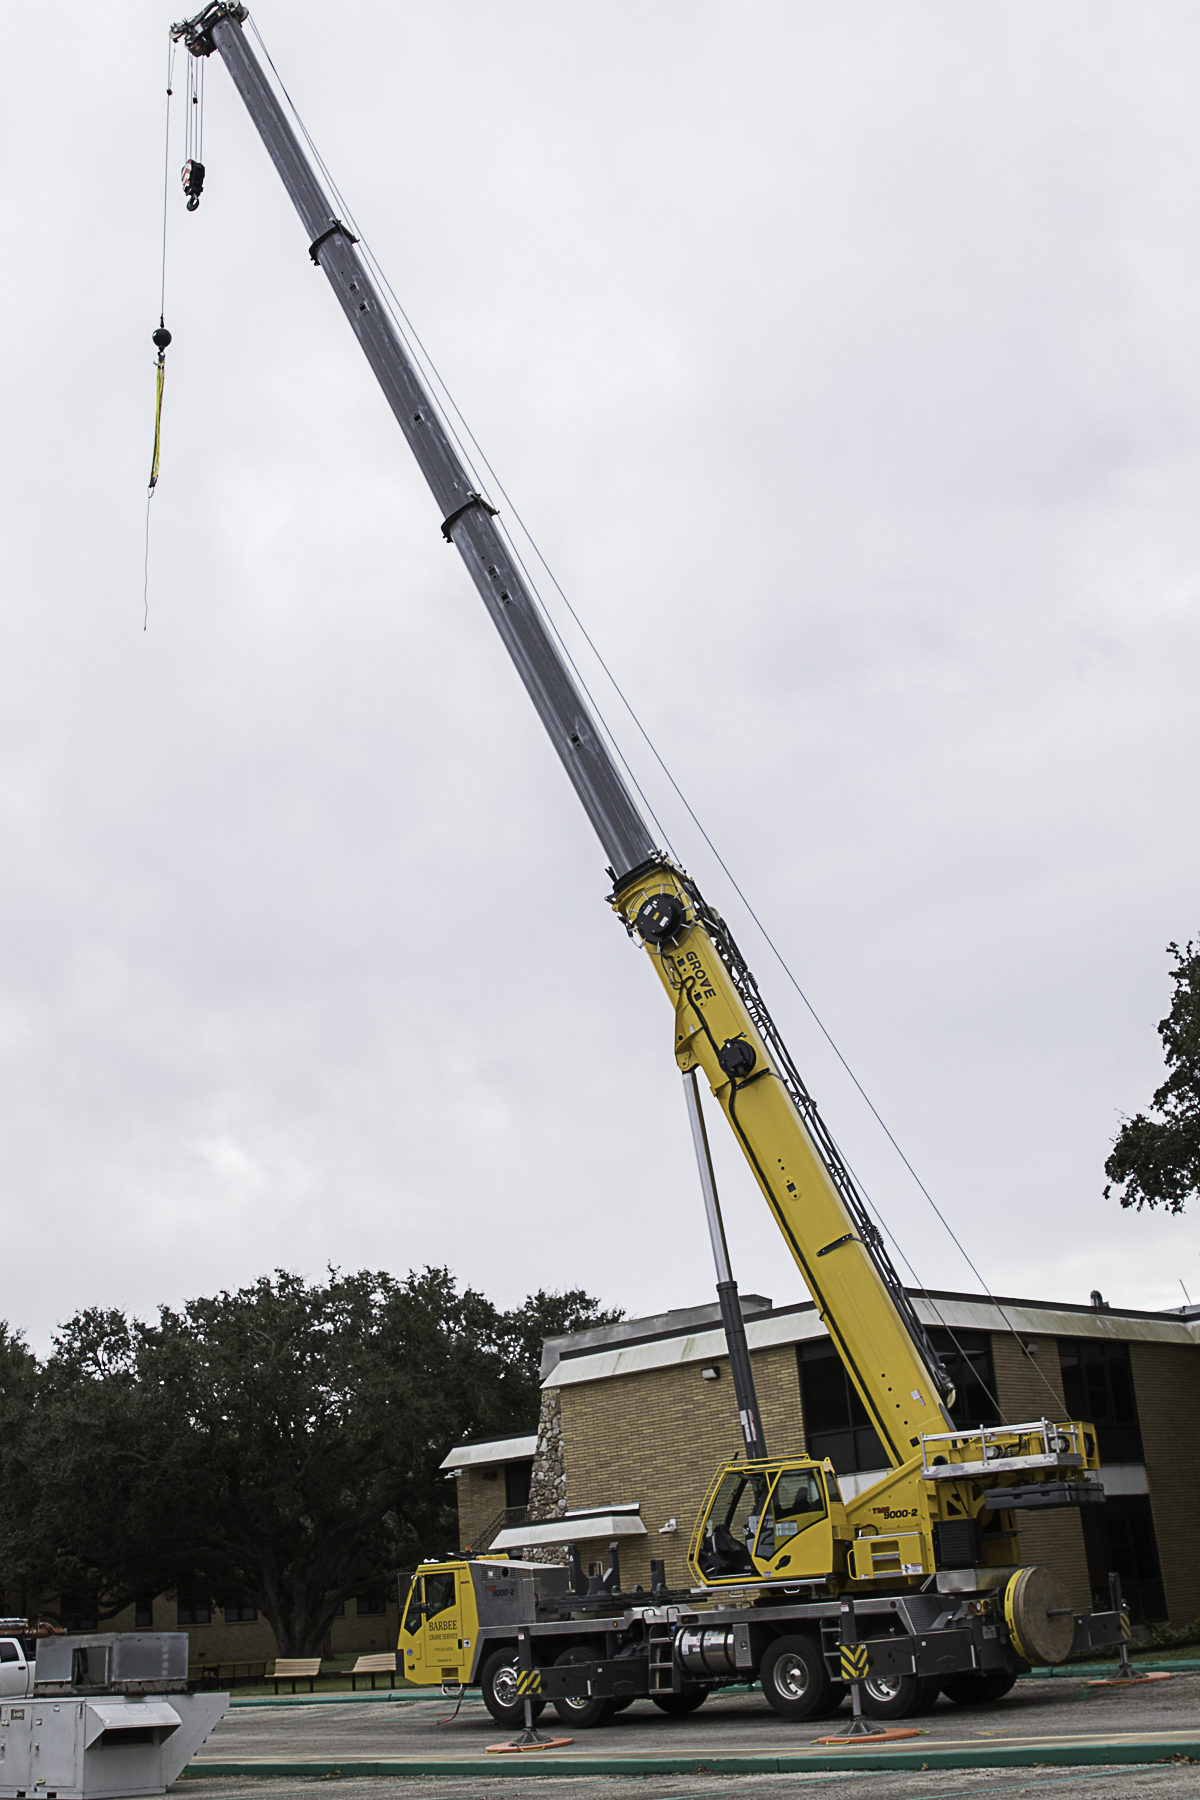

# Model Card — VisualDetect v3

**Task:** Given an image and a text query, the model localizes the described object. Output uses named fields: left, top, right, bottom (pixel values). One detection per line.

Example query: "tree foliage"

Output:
left=1105, top=940, right=1200, bottom=1215
left=0, top=1269, right=616, bottom=1654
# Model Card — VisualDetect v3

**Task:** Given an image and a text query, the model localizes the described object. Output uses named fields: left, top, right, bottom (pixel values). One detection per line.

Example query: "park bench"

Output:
left=269, top=1656, right=323, bottom=1694
left=349, top=1652, right=397, bottom=1691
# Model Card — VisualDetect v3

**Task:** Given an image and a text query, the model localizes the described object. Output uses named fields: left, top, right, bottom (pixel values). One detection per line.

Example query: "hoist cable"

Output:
left=240, top=26, right=1069, bottom=1402
left=145, top=33, right=177, bottom=631
left=159, top=39, right=176, bottom=319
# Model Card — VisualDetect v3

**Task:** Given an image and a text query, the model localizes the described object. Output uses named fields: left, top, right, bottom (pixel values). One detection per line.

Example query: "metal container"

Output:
left=675, top=1623, right=752, bottom=1677
left=35, top=1634, right=189, bottom=1695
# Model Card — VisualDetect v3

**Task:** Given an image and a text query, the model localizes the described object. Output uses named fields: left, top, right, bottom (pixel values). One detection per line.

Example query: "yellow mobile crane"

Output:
left=172, top=3, right=1126, bottom=1726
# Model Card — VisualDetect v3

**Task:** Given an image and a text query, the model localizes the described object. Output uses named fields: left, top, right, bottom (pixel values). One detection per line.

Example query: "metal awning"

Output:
left=490, top=1505, right=646, bottom=1550
left=440, top=1434, right=538, bottom=1472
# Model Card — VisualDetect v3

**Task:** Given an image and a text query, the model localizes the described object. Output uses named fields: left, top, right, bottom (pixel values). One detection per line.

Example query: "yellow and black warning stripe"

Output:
left=839, top=1642, right=869, bottom=1683
left=515, top=1669, right=542, bottom=1696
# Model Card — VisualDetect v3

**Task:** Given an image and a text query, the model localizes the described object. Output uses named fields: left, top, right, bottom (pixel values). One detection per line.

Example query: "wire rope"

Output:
left=145, top=33, right=177, bottom=632
left=241, top=22, right=1068, bottom=1411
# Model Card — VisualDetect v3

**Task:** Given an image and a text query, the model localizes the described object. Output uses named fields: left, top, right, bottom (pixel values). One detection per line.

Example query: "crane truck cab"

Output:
left=690, top=1459, right=850, bottom=1585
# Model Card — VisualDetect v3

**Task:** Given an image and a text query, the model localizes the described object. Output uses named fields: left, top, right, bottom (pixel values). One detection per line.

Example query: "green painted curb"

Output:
left=1027, top=1660, right=1200, bottom=1678
left=185, top=1742, right=1200, bottom=1777
left=228, top=1690, right=424, bottom=1709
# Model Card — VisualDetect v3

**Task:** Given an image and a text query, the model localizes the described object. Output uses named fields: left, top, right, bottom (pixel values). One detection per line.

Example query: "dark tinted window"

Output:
left=402, top=1579, right=423, bottom=1638
left=224, top=1604, right=257, bottom=1623
left=926, top=1329, right=1000, bottom=1430
left=1080, top=1495, right=1165, bottom=1622
left=356, top=1592, right=387, bottom=1616
left=134, top=1599, right=153, bottom=1629
left=797, top=1341, right=884, bottom=1475
left=505, top=1459, right=533, bottom=1511
left=423, top=1572, right=455, bottom=1619
left=60, top=1595, right=99, bottom=1632
left=0, top=1641, right=19, bottom=1663
left=1059, top=1339, right=1143, bottom=1462
left=176, top=1594, right=211, bottom=1626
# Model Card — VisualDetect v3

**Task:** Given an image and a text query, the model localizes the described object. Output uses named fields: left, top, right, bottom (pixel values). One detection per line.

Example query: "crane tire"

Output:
left=550, top=1647, right=615, bottom=1728
left=651, top=1690, right=708, bottom=1715
left=480, top=1647, right=546, bottom=1727
left=860, top=1671, right=930, bottom=1719
left=760, top=1634, right=833, bottom=1720
left=941, top=1669, right=1018, bottom=1706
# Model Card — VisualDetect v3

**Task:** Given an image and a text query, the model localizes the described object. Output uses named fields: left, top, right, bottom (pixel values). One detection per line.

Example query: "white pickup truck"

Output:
left=0, top=1622, right=36, bottom=1699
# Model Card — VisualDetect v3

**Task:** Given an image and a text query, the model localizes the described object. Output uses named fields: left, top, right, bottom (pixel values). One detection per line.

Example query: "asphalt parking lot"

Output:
left=177, top=1672, right=1200, bottom=1798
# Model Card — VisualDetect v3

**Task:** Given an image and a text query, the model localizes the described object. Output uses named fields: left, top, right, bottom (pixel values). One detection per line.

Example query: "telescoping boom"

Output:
left=172, top=6, right=1111, bottom=1643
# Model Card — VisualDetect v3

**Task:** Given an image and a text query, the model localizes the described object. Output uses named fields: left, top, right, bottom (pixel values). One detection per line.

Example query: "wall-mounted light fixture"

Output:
left=658, top=1518, right=678, bottom=1534
left=701, top=1366, right=720, bottom=1381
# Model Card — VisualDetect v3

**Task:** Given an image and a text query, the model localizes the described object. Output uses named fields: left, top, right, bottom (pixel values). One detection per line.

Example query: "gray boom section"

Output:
left=205, top=13, right=656, bottom=878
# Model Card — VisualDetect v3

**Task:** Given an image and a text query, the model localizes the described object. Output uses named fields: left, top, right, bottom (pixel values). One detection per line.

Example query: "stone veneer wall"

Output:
left=520, top=1387, right=568, bottom=1564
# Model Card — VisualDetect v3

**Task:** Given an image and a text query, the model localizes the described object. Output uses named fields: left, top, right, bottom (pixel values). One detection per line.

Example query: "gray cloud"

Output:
left=1, top=1, right=1197, bottom=1353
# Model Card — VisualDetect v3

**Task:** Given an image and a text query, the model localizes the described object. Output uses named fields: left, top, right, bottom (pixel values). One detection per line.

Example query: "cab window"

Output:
left=763, top=1468, right=828, bottom=1555
left=402, top=1579, right=424, bottom=1638
left=423, top=1571, right=456, bottom=1619
left=699, top=1470, right=772, bottom=1577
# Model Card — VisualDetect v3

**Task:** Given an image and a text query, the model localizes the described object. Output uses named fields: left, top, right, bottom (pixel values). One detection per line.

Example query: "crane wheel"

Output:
left=860, top=1671, right=932, bottom=1719
left=480, top=1648, right=546, bottom=1727
left=651, top=1690, right=708, bottom=1715
left=760, top=1634, right=833, bottom=1720
left=550, top=1648, right=615, bottom=1729
left=941, top=1669, right=1018, bottom=1706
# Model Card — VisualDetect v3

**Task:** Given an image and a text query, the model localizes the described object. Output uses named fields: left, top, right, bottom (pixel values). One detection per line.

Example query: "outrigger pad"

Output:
left=486, top=1735, right=574, bottom=1753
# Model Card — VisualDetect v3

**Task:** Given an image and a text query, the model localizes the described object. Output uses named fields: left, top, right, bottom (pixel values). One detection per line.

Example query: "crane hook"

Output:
left=181, top=158, right=206, bottom=211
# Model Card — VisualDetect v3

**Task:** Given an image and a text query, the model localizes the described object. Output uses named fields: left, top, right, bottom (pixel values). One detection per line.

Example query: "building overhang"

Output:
left=440, top=1434, right=538, bottom=1473
left=490, top=1505, right=647, bottom=1551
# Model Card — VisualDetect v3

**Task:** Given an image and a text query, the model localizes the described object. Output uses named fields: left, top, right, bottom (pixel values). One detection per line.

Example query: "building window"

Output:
left=176, top=1593, right=211, bottom=1626
left=1058, top=1339, right=1144, bottom=1462
left=224, top=1604, right=257, bottom=1623
left=134, top=1598, right=154, bottom=1628
left=926, top=1329, right=1001, bottom=1431
left=356, top=1592, right=387, bottom=1615
left=60, top=1594, right=99, bottom=1632
left=504, top=1459, right=533, bottom=1511
left=797, top=1341, right=884, bottom=1475
left=1080, top=1496, right=1166, bottom=1622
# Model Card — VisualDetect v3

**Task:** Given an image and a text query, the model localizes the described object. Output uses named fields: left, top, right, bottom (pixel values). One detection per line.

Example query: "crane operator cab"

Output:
left=689, top=1458, right=850, bottom=1587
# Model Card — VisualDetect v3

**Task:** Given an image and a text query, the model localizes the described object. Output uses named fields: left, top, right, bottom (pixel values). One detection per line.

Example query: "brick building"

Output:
left=36, top=1585, right=402, bottom=1668
left=445, top=1289, right=1200, bottom=1626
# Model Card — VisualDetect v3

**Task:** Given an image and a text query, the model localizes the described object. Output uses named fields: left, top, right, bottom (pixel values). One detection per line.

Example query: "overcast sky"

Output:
left=1, top=3, right=1198, bottom=1356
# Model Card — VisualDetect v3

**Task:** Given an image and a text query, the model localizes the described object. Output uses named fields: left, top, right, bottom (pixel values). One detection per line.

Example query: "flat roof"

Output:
left=541, top=1288, right=1200, bottom=1391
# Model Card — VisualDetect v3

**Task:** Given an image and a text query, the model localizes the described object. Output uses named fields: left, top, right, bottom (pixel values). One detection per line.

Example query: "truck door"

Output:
left=755, top=1466, right=835, bottom=1579
left=404, top=1568, right=470, bottom=1686
left=0, top=1641, right=30, bottom=1699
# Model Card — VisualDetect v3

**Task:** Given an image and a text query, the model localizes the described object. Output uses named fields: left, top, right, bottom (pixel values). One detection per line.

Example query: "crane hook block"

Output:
left=182, top=158, right=206, bottom=210
left=634, top=894, right=688, bottom=947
